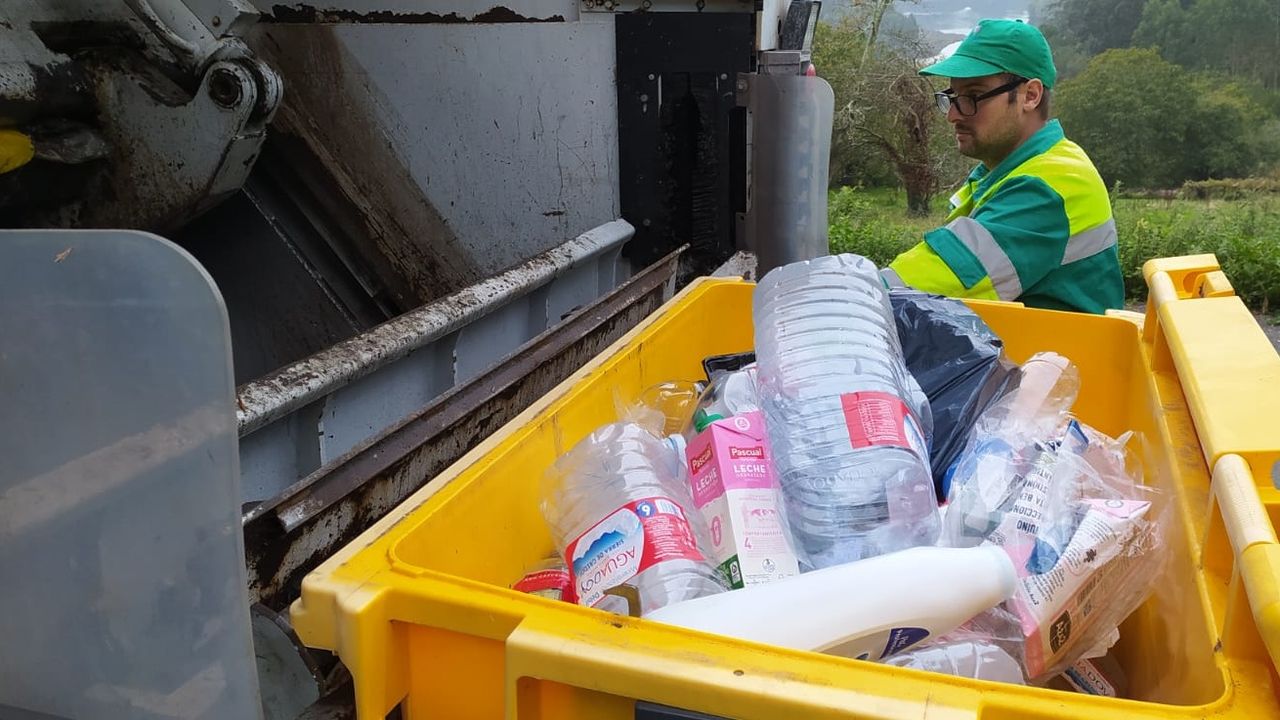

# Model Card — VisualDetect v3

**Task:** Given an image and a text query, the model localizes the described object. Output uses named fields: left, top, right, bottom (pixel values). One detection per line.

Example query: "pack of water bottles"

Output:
left=530, top=252, right=1167, bottom=694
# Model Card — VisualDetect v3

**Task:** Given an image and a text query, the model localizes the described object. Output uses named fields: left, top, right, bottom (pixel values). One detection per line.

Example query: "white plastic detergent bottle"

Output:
left=644, top=545, right=1016, bottom=660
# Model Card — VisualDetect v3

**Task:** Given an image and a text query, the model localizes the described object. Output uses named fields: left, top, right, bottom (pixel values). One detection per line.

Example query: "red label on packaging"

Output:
left=728, top=445, right=764, bottom=459
left=689, top=444, right=714, bottom=473
left=513, top=568, right=573, bottom=601
left=840, top=391, right=926, bottom=457
left=565, top=497, right=704, bottom=608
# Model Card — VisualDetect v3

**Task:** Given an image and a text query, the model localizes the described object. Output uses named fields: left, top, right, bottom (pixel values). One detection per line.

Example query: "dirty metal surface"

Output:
left=264, top=2, right=569, bottom=23
left=243, top=248, right=681, bottom=610
left=246, top=15, right=620, bottom=284
left=235, top=229, right=628, bottom=502
left=59, top=52, right=271, bottom=231
left=582, top=0, right=750, bottom=12
left=260, top=0, right=577, bottom=22
left=234, top=220, right=631, bottom=507
left=174, top=188, right=373, bottom=385
left=246, top=24, right=478, bottom=308
left=235, top=220, right=633, bottom=435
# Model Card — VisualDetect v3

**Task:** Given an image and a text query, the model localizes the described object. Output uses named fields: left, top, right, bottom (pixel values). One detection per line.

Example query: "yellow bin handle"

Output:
left=1144, top=255, right=1280, bottom=669
left=1212, top=454, right=1280, bottom=667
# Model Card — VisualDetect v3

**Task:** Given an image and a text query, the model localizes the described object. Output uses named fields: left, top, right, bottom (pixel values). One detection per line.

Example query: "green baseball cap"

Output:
left=920, top=18, right=1057, bottom=89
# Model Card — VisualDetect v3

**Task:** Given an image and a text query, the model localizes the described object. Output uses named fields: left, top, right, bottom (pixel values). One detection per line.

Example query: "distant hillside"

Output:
left=818, top=0, right=1028, bottom=56
left=896, top=0, right=1031, bottom=35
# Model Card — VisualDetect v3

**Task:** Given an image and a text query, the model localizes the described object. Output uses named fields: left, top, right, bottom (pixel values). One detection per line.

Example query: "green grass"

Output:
left=828, top=187, right=1280, bottom=312
left=828, top=187, right=943, bottom=268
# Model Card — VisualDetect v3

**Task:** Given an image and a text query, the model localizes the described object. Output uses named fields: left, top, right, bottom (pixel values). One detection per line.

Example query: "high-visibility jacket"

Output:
left=884, top=120, right=1123, bottom=314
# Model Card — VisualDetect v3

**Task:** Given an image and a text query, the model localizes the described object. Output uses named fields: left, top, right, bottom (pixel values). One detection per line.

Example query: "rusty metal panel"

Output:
left=243, top=248, right=680, bottom=610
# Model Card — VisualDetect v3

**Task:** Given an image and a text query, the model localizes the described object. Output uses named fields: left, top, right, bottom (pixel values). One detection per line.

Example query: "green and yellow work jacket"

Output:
left=884, top=120, right=1123, bottom=314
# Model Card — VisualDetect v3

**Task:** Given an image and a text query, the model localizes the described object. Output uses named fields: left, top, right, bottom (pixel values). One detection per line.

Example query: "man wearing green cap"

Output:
left=881, top=19, right=1123, bottom=314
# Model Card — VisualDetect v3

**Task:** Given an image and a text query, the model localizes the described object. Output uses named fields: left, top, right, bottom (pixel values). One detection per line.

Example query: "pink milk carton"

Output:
left=685, top=410, right=799, bottom=588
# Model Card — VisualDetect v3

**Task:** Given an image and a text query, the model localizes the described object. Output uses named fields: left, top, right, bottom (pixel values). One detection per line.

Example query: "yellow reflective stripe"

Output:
left=1062, top=218, right=1118, bottom=264
left=997, top=138, right=1111, bottom=235
left=944, top=217, right=1023, bottom=300
left=0, top=129, right=34, bottom=175
left=888, top=241, right=1000, bottom=301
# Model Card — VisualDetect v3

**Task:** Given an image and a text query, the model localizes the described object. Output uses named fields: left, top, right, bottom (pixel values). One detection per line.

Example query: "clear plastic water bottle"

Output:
left=683, top=365, right=762, bottom=438
left=541, top=422, right=727, bottom=616
left=753, top=253, right=940, bottom=568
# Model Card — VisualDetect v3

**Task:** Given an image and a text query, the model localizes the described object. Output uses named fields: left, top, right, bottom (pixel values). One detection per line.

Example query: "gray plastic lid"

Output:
left=0, top=230, right=261, bottom=719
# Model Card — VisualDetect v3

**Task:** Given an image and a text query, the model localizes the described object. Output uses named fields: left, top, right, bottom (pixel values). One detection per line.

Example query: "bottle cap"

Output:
left=694, top=411, right=725, bottom=434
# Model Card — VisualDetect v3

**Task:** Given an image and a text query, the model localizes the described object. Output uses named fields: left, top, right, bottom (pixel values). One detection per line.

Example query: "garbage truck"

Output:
left=1, top=1, right=834, bottom=716
left=7, top=3, right=1280, bottom=720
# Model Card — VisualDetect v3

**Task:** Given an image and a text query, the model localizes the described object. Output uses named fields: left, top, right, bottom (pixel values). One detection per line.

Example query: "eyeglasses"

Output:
left=934, top=77, right=1028, bottom=116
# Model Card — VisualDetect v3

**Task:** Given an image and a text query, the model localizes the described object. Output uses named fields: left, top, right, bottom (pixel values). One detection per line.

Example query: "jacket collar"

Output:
left=966, top=119, right=1064, bottom=199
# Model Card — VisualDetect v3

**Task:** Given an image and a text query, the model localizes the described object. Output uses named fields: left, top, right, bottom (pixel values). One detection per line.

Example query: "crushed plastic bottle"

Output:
left=684, top=365, right=763, bottom=437
left=884, top=640, right=1025, bottom=684
left=541, top=422, right=726, bottom=616
left=753, top=254, right=940, bottom=568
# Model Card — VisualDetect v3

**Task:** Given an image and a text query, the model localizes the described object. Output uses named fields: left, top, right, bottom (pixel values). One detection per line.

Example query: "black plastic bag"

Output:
left=890, top=290, right=1018, bottom=500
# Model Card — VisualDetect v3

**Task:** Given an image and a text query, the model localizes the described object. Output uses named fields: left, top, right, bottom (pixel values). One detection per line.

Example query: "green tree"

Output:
left=815, top=15, right=967, bottom=215
left=1043, top=0, right=1147, bottom=54
left=1056, top=49, right=1187, bottom=188
left=1184, top=76, right=1280, bottom=179
left=1134, top=0, right=1280, bottom=90
left=815, top=20, right=897, bottom=188
left=1037, top=22, right=1092, bottom=83
left=1058, top=49, right=1280, bottom=187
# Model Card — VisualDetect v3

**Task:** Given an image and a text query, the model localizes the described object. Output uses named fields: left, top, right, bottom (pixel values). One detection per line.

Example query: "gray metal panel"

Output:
left=548, top=260, right=608, bottom=322
left=453, top=299, right=535, bottom=382
left=237, top=221, right=633, bottom=502
left=317, top=338, right=457, bottom=463
left=338, top=21, right=620, bottom=272
left=238, top=403, right=325, bottom=504
left=748, top=73, right=834, bottom=276
left=249, top=20, right=620, bottom=281
left=243, top=248, right=682, bottom=611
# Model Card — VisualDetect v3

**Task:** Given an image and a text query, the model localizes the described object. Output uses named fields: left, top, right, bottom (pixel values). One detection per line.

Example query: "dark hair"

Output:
left=1002, top=73, right=1051, bottom=119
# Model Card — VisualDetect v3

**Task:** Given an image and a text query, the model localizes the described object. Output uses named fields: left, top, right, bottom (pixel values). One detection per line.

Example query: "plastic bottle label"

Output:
left=566, top=497, right=704, bottom=608
left=840, top=391, right=927, bottom=458
left=1063, top=659, right=1117, bottom=696
left=513, top=568, right=573, bottom=602
left=880, top=626, right=931, bottom=658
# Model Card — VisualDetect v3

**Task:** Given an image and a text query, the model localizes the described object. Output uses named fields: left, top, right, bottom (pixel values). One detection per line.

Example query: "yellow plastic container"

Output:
left=292, top=255, right=1280, bottom=719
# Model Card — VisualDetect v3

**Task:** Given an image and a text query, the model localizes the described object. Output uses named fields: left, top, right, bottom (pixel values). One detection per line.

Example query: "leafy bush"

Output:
left=1113, top=197, right=1280, bottom=311
left=1056, top=49, right=1280, bottom=188
left=1180, top=177, right=1280, bottom=200
left=827, top=187, right=931, bottom=266
left=828, top=187, right=1280, bottom=312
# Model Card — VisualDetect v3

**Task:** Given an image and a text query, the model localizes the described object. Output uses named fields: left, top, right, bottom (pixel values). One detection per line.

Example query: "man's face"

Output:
left=947, top=75, right=1024, bottom=166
